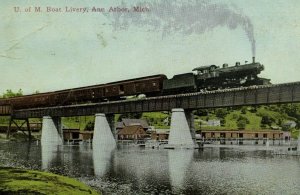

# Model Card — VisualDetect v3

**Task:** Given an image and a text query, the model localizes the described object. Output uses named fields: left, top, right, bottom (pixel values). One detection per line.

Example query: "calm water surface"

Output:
left=0, top=141, right=300, bottom=194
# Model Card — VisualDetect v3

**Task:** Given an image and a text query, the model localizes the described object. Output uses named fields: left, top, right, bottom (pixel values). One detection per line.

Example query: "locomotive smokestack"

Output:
left=252, top=56, right=255, bottom=63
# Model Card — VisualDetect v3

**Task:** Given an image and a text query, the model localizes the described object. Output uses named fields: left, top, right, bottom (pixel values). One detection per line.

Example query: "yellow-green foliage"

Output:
left=142, top=112, right=170, bottom=128
left=291, top=129, right=299, bottom=139
left=225, top=110, right=262, bottom=130
left=0, top=167, right=99, bottom=195
left=62, top=116, right=95, bottom=131
left=198, top=108, right=276, bottom=131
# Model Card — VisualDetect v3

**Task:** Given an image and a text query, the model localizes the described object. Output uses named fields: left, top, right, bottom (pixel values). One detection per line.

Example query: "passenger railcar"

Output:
left=0, top=74, right=166, bottom=109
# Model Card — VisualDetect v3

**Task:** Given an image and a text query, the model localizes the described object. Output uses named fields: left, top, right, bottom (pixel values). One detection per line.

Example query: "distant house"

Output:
left=116, top=119, right=150, bottom=140
left=151, top=129, right=169, bottom=141
left=117, top=125, right=147, bottom=140
left=207, top=119, right=221, bottom=127
left=147, top=126, right=155, bottom=132
left=282, top=121, right=297, bottom=130
left=283, top=131, right=291, bottom=140
left=201, top=130, right=287, bottom=140
left=63, top=129, right=93, bottom=141
left=163, top=117, right=170, bottom=126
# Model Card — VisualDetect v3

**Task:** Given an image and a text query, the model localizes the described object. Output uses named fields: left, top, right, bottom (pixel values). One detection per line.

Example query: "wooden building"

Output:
left=201, top=130, right=288, bottom=140
left=150, top=129, right=169, bottom=141
left=63, top=129, right=93, bottom=141
left=117, top=125, right=148, bottom=140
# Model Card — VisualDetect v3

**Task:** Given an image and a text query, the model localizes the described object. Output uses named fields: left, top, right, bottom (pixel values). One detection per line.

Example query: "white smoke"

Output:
left=109, top=0, right=256, bottom=56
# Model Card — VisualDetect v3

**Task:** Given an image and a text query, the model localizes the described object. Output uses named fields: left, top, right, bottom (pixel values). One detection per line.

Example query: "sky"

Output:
left=0, top=0, right=300, bottom=95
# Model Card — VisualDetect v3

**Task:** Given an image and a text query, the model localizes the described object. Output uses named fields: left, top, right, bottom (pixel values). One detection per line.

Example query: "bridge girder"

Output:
left=11, top=82, right=300, bottom=119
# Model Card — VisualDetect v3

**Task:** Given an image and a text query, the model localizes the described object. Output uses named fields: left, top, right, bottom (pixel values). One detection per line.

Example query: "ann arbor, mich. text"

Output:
left=13, top=5, right=150, bottom=13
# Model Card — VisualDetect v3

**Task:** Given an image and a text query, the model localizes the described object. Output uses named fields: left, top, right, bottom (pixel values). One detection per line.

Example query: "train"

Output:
left=0, top=57, right=270, bottom=109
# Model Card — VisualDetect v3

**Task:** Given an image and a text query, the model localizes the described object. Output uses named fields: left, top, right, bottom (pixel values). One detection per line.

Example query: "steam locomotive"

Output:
left=0, top=57, right=270, bottom=109
left=163, top=57, right=270, bottom=94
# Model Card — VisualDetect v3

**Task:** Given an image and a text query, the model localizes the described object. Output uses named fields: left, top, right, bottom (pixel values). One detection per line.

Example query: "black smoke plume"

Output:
left=109, top=0, right=256, bottom=56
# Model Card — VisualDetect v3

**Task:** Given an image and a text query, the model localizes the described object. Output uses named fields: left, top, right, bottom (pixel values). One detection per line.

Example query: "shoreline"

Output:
left=0, top=167, right=100, bottom=194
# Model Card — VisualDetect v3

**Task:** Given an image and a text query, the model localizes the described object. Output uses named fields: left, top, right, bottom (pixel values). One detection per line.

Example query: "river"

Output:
left=0, top=140, right=299, bottom=194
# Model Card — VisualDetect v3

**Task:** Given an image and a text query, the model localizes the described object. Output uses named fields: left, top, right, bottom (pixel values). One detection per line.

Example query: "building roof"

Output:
left=116, top=119, right=149, bottom=129
left=201, top=130, right=285, bottom=133
left=115, top=122, right=124, bottom=129
left=117, top=125, right=146, bottom=135
left=155, top=129, right=170, bottom=134
left=283, top=121, right=296, bottom=126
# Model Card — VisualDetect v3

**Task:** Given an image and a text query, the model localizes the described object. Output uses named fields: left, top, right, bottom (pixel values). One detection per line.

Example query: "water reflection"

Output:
left=41, top=143, right=61, bottom=170
left=298, top=132, right=300, bottom=151
left=110, top=147, right=171, bottom=194
left=93, top=145, right=115, bottom=177
left=2, top=140, right=300, bottom=194
left=168, top=149, right=193, bottom=191
left=41, top=118, right=63, bottom=170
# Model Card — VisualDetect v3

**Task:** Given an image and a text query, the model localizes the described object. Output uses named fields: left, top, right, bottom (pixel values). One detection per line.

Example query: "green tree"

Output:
left=195, top=109, right=209, bottom=116
left=215, top=108, right=228, bottom=119
left=84, top=121, right=94, bottom=131
left=220, top=119, right=226, bottom=126
left=261, top=115, right=274, bottom=126
left=238, top=115, right=249, bottom=124
left=241, top=107, right=247, bottom=114
left=236, top=115, right=249, bottom=129
left=118, top=112, right=143, bottom=121
left=237, top=119, right=247, bottom=129
left=2, top=89, right=23, bottom=98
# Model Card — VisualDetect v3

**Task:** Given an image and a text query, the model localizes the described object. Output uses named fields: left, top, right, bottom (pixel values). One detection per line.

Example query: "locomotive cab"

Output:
left=162, top=73, right=197, bottom=94
left=193, top=65, right=220, bottom=80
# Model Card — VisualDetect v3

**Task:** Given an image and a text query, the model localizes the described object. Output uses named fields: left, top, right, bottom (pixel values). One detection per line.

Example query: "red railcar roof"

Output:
left=0, top=74, right=167, bottom=100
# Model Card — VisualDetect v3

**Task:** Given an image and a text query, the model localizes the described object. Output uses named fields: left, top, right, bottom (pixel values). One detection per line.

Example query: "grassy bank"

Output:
left=0, top=167, right=99, bottom=194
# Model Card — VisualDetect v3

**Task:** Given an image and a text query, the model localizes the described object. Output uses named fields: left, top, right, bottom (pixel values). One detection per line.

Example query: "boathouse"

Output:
left=117, top=125, right=148, bottom=140
left=200, top=130, right=289, bottom=140
left=63, top=129, right=93, bottom=141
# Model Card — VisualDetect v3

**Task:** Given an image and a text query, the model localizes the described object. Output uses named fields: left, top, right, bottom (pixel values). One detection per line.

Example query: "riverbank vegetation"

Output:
left=0, top=167, right=99, bottom=194
left=194, top=104, right=300, bottom=131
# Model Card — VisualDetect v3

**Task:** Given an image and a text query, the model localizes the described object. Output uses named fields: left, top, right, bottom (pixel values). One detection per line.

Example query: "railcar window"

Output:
left=119, top=85, right=124, bottom=94
left=120, top=85, right=124, bottom=92
left=152, top=82, right=156, bottom=86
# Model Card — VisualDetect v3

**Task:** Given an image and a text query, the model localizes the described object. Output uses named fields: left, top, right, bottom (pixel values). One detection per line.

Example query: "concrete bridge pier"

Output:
left=185, top=110, right=196, bottom=145
left=166, top=108, right=198, bottom=149
left=297, top=131, right=300, bottom=152
left=93, top=113, right=116, bottom=149
left=41, top=116, right=63, bottom=145
left=106, top=114, right=116, bottom=139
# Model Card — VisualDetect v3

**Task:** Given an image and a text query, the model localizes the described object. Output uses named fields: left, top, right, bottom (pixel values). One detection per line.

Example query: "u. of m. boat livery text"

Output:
left=13, top=6, right=150, bottom=13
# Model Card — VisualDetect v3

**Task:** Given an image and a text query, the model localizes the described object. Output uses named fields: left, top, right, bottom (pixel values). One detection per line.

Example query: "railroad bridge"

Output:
left=9, top=82, right=300, bottom=118
left=3, top=81, right=300, bottom=148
